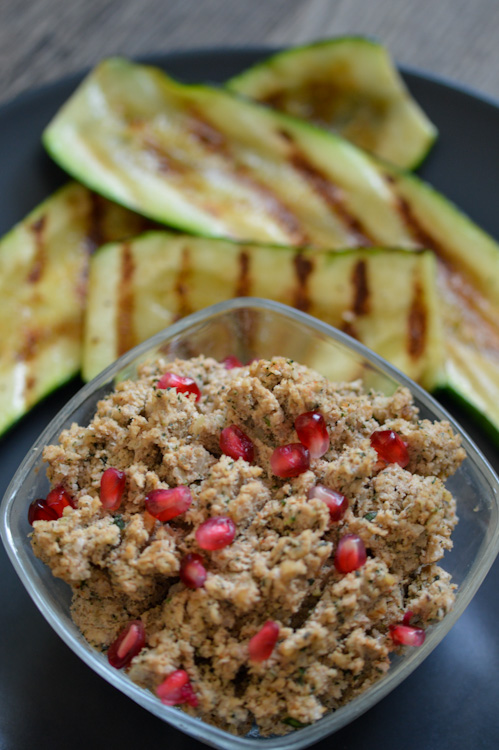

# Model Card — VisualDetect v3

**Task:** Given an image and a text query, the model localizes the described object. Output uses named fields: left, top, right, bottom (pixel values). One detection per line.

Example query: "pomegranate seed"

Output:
left=157, top=372, right=201, bottom=401
left=370, top=430, right=409, bottom=467
left=46, top=485, right=74, bottom=513
left=389, top=624, right=426, bottom=647
left=100, top=468, right=126, bottom=511
left=334, top=534, right=367, bottom=573
left=248, top=621, right=280, bottom=662
left=402, top=610, right=414, bottom=626
left=180, top=553, right=207, bottom=589
left=295, top=411, right=329, bottom=458
left=157, top=669, right=198, bottom=707
left=107, top=620, right=146, bottom=668
left=195, top=516, right=236, bottom=550
left=28, top=498, right=59, bottom=525
left=220, top=425, right=255, bottom=463
left=308, top=484, right=348, bottom=523
left=145, top=487, right=192, bottom=522
left=270, top=443, right=310, bottom=478
left=222, top=355, right=242, bottom=369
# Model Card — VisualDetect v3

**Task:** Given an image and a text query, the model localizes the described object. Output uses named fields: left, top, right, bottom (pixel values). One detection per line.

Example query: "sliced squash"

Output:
left=83, top=230, right=443, bottom=387
left=42, top=58, right=499, bottom=441
left=228, top=37, right=436, bottom=169
left=0, top=182, right=152, bottom=436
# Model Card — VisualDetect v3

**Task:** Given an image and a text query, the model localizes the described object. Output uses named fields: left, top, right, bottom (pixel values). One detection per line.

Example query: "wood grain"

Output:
left=1, top=0, right=499, bottom=106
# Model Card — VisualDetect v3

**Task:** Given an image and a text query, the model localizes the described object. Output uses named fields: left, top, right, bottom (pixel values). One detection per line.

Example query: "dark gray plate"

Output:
left=0, top=48, right=498, bottom=750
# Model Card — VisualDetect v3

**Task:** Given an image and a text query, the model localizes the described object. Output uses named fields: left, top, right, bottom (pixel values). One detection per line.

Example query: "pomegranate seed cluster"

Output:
left=31, top=356, right=464, bottom=736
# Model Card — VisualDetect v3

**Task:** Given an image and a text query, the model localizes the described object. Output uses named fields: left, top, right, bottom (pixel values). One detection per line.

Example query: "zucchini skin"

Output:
left=228, top=36, right=437, bottom=169
left=42, top=58, right=499, bottom=440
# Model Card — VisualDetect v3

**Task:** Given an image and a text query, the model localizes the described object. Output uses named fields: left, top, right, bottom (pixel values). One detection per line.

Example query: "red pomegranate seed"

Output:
left=28, top=498, right=59, bottom=525
left=370, top=430, right=409, bottom=467
left=107, top=620, right=146, bottom=669
left=248, top=620, right=280, bottom=662
left=145, top=487, right=192, bottom=522
left=157, top=372, right=201, bottom=401
left=308, top=485, right=348, bottom=523
left=334, top=534, right=367, bottom=574
left=100, top=468, right=126, bottom=511
left=195, top=516, right=236, bottom=550
left=295, top=411, right=330, bottom=458
left=222, top=355, right=242, bottom=369
left=180, top=553, right=207, bottom=589
left=402, top=610, right=414, bottom=626
left=157, top=669, right=198, bottom=707
left=46, top=485, right=74, bottom=514
left=270, top=443, right=310, bottom=478
left=389, top=624, right=426, bottom=647
left=220, top=425, right=255, bottom=463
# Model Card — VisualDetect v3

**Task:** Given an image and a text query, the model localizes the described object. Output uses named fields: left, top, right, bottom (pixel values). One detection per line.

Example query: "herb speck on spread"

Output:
left=30, top=356, right=464, bottom=736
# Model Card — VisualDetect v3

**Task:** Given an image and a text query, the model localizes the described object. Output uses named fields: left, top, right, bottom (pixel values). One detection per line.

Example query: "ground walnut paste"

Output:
left=31, top=356, right=464, bottom=735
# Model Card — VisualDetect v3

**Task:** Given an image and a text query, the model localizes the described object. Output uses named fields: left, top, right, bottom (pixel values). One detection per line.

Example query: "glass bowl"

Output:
left=1, top=297, right=498, bottom=750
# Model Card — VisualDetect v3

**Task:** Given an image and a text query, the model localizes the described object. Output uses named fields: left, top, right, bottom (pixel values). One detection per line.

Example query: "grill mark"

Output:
left=279, top=129, right=374, bottom=245
left=386, top=174, right=499, bottom=339
left=17, top=319, right=82, bottom=362
left=351, top=259, right=370, bottom=315
left=116, top=243, right=136, bottom=357
left=341, top=319, right=359, bottom=339
left=237, top=307, right=258, bottom=354
left=18, top=317, right=82, bottom=399
left=173, top=245, right=193, bottom=319
left=17, top=329, right=39, bottom=362
left=140, top=109, right=309, bottom=244
left=25, top=375, right=36, bottom=396
left=408, top=280, right=427, bottom=359
left=26, top=216, right=47, bottom=283
left=142, top=134, right=188, bottom=176
left=84, top=192, right=106, bottom=254
left=389, top=186, right=449, bottom=261
left=236, top=249, right=251, bottom=297
left=187, top=108, right=229, bottom=155
left=439, top=264, right=499, bottom=353
left=293, top=252, right=314, bottom=312
left=234, top=166, right=310, bottom=245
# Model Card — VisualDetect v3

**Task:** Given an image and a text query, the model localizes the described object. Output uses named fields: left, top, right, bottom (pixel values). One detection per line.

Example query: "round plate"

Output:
left=0, top=48, right=498, bottom=750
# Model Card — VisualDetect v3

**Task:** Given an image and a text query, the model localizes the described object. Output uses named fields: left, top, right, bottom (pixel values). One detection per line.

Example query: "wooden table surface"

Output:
left=1, top=0, right=499, bottom=106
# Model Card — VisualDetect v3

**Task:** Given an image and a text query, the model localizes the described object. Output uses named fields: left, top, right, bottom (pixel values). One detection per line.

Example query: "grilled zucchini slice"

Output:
left=228, top=37, right=436, bottom=168
left=0, top=182, right=151, bottom=436
left=83, top=231, right=443, bottom=386
left=43, top=58, right=499, bottom=440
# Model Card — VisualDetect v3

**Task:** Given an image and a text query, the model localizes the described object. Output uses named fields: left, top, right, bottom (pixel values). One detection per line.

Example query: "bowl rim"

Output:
left=1, top=297, right=499, bottom=750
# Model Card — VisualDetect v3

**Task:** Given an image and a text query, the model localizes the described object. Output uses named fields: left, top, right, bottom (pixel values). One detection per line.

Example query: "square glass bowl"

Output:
left=1, top=297, right=498, bottom=750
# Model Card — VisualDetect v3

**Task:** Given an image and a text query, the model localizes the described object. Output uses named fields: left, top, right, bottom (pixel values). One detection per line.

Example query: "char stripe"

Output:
left=236, top=249, right=251, bottom=297
left=84, top=192, right=106, bottom=254
left=408, top=280, right=427, bottom=359
left=280, top=129, right=373, bottom=246
left=389, top=176, right=499, bottom=343
left=27, top=215, right=47, bottom=284
left=174, top=245, right=193, bottom=319
left=293, top=252, right=314, bottom=312
left=187, top=108, right=308, bottom=241
left=117, top=242, right=136, bottom=357
left=352, top=259, right=370, bottom=316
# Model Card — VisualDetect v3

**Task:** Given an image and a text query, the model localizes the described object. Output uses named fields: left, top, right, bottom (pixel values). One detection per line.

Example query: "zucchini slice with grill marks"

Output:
left=42, top=58, right=499, bottom=441
left=83, top=231, right=443, bottom=386
left=227, top=37, right=437, bottom=169
left=0, top=182, right=151, bottom=437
